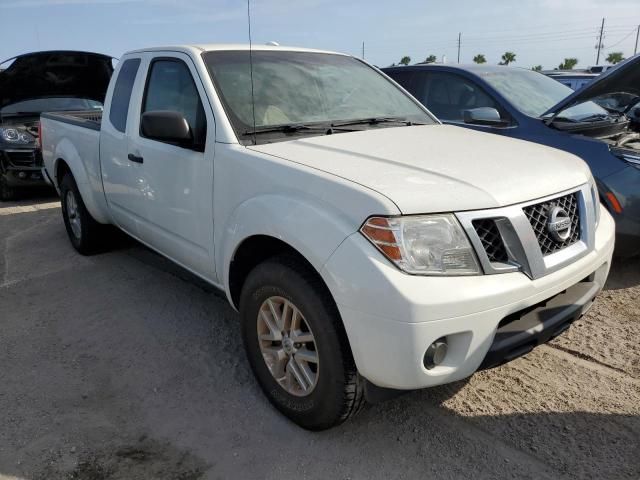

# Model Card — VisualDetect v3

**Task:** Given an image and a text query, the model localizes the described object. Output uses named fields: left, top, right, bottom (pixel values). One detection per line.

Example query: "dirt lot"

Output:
left=0, top=197, right=638, bottom=480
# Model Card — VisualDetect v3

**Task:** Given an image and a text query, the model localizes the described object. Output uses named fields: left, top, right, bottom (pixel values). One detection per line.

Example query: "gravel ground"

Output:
left=0, top=198, right=638, bottom=480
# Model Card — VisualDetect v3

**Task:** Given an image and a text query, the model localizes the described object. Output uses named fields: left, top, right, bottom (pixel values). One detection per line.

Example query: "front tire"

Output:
left=240, top=255, right=364, bottom=430
left=0, top=175, right=16, bottom=201
left=60, top=173, right=103, bottom=255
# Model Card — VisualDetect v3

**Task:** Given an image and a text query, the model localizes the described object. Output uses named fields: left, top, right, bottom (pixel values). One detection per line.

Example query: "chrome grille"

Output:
left=473, top=219, right=508, bottom=263
left=523, top=193, right=581, bottom=256
left=457, top=186, right=593, bottom=280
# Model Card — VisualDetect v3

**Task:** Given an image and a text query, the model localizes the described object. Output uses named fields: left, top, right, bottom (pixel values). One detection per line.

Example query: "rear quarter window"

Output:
left=109, top=58, right=141, bottom=133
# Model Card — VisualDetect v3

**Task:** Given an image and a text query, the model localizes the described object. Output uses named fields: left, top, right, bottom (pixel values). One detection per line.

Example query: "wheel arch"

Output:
left=228, top=234, right=336, bottom=311
left=218, top=193, right=363, bottom=310
left=51, top=142, right=111, bottom=225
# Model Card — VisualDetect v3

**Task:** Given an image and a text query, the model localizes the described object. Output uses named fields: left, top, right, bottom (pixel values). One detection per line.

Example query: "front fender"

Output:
left=218, top=193, right=363, bottom=304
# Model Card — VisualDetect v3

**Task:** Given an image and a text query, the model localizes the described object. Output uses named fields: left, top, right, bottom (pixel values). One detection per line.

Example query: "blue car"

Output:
left=383, top=58, right=640, bottom=257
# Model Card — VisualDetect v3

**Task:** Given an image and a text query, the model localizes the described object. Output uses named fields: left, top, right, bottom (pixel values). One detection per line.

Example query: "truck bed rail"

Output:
left=41, top=110, right=103, bottom=131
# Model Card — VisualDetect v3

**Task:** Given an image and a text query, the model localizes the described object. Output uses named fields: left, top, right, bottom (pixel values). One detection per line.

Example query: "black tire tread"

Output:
left=249, top=254, right=365, bottom=428
left=0, top=175, right=15, bottom=201
left=60, top=173, right=103, bottom=255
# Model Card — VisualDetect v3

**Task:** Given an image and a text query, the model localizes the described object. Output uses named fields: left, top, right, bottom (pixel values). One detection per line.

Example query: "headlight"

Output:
left=360, top=214, right=481, bottom=275
left=0, top=127, right=35, bottom=145
left=610, top=146, right=640, bottom=170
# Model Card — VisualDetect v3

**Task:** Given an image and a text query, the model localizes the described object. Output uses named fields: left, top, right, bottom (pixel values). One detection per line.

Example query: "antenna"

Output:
left=247, top=0, right=257, bottom=145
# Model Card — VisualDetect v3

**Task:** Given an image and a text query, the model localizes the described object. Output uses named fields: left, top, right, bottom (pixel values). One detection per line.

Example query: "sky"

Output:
left=0, top=0, right=638, bottom=69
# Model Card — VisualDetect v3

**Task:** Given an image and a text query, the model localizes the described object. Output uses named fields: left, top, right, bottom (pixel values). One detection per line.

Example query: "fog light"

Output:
left=18, top=171, right=27, bottom=179
left=424, top=338, right=448, bottom=369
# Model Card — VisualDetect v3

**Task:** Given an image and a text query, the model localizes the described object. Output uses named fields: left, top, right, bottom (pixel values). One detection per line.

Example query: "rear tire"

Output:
left=0, top=175, right=16, bottom=201
left=239, top=255, right=364, bottom=430
left=60, top=173, right=103, bottom=255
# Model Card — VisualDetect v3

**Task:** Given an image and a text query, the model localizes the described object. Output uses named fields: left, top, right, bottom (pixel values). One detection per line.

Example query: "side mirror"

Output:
left=141, top=110, right=192, bottom=144
left=463, top=107, right=508, bottom=127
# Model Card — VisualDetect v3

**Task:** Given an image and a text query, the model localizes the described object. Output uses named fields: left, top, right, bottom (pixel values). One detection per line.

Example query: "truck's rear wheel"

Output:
left=239, top=255, right=364, bottom=430
left=60, top=173, right=102, bottom=255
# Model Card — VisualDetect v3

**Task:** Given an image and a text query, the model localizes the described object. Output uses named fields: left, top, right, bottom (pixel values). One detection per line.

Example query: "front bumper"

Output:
left=321, top=207, right=615, bottom=390
left=1, top=148, right=48, bottom=188
left=2, top=167, right=46, bottom=187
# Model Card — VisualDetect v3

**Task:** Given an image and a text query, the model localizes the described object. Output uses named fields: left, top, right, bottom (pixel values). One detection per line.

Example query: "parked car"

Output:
left=0, top=50, right=114, bottom=200
left=588, top=65, right=615, bottom=74
left=543, top=71, right=599, bottom=91
left=42, top=44, right=614, bottom=430
left=383, top=58, right=640, bottom=257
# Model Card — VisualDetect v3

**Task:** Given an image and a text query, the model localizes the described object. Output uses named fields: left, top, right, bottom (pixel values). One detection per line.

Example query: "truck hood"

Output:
left=542, top=53, right=640, bottom=117
left=249, top=125, right=591, bottom=214
left=0, top=50, right=115, bottom=110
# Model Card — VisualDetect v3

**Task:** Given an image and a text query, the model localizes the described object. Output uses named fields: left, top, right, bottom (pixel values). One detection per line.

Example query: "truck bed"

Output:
left=40, top=110, right=103, bottom=131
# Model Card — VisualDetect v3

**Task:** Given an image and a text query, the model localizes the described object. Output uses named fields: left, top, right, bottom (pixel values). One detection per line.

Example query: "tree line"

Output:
left=392, top=51, right=627, bottom=70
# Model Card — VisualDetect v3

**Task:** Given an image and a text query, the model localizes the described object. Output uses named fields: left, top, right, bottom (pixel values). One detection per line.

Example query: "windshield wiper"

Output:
left=243, top=123, right=332, bottom=135
left=331, top=116, right=423, bottom=128
left=545, top=112, right=612, bottom=125
left=578, top=113, right=612, bottom=122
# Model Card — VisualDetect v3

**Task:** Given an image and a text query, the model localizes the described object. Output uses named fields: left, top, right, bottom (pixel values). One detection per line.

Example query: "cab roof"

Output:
left=126, top=44, right=345, bottom=56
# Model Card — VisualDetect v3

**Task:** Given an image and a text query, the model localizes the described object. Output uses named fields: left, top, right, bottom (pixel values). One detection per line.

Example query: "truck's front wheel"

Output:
left=239, top=255, right=364, bottom=430
left=60, top=173, right=102, bottom=255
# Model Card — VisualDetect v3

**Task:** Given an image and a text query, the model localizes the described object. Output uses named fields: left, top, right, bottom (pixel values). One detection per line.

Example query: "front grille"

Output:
left=473, top=218, right=509, bottom=263
left=5, top=150, right=41, bottom=167
left=523, top=192, right=581, bottom=256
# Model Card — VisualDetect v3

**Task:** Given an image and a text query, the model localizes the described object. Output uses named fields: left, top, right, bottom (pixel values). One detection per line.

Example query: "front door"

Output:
left=127, top=53, right=216, bottom=279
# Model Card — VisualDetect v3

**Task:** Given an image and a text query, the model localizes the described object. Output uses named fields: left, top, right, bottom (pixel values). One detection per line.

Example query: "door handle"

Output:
left=128, top=153, right=144, bottom=164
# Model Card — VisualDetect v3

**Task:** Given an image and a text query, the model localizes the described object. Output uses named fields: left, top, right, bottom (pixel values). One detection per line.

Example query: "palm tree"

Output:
left=399, top=56, right=411, bottom=66
left=558, top=58, right=578, bottom=70
left=499, top=52, right=516, bottom=65
left=473, top=54, right=487, bottom=64
left=531, top=65, right=543, bottom=71
left=424, top=54, right=437, bottom=63
left=606, top=52, right=625, bottom=64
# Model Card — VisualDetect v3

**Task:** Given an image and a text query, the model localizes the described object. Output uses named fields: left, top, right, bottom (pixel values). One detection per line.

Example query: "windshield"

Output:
left=202, top=50, right=434, bottom=142
left=1, top=97, right=103, bottom=115
left=479, top=69, right=609, bottom=120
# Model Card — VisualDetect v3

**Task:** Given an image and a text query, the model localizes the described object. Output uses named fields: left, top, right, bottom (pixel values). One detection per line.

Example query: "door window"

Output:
left=385, top=70, right=416, bottom=92
left=109, top=58, right=141, bottom=133
left=142, top=59, right=207, bottom=148
left=414, top=72, right=501, bottom=122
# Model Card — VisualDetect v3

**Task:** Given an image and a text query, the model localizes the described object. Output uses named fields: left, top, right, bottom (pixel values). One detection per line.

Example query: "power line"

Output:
left=368, top=18, right=639, bottom=65
left=606, top=28, right=638, bottom=49
left=462, top=27, right=600, bottom=42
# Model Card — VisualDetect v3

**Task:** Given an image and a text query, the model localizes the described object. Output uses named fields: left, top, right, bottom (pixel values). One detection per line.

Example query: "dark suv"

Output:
left=383, top=58, right=640, bottom=257
left=0, top=51, right=114, bottom=200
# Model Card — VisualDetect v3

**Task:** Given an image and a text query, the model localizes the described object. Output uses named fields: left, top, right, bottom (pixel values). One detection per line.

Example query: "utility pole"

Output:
left=457, top=32, right=461, bottom=63
left=361, top=42, right=365, bottom=59
left=635, top=25, right=639, bottom=55
left=596, top=18, right=605, bottom=64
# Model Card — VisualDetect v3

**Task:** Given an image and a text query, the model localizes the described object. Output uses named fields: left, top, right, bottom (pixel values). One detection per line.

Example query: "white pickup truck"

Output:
left=42, top=44, right=615, bottom=430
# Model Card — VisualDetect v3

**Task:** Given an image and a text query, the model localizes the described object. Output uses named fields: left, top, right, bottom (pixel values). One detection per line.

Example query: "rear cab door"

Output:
left=100, top=55, right=145, bottom=235
left=125, top=51, right=216, bottom=279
